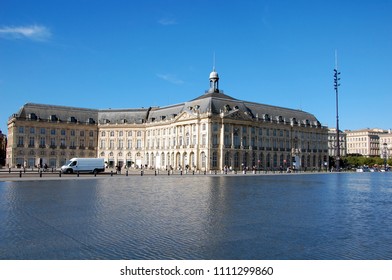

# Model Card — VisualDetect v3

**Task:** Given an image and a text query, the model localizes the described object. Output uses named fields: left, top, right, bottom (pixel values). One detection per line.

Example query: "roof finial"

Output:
left=213, top=51, right=216, bottom=72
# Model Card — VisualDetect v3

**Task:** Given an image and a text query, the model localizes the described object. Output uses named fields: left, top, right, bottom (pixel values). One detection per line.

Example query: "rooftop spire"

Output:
left=213, top=51, right=216, bottom=71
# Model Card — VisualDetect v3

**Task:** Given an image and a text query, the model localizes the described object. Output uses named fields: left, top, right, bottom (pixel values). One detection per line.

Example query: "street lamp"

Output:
left=333, top=54, right=341, bottom=172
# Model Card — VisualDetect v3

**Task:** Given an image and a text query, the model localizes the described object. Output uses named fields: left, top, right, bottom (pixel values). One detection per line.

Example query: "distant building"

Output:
left=0, top=130, right=6, bottom=167
left=7, top=69, right=329, bottom=171
left=379, top=130, right=392, bottom=160
left=345, top=128, right=387, bottom=157
left=328, top=128, right=347, bottom=158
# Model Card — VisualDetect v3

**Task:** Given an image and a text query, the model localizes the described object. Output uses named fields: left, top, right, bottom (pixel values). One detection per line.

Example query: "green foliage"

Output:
left=342, top=155, right=390, bottom=169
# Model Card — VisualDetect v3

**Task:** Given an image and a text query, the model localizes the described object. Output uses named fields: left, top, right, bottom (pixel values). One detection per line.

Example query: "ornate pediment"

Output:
left=223, top=110, right=253, bottom=121
left=175, top=111, right=193, bottom=121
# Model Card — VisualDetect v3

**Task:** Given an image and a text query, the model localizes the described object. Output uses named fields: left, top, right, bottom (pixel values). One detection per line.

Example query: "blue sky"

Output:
left=1, top=0, right=391, bottom=134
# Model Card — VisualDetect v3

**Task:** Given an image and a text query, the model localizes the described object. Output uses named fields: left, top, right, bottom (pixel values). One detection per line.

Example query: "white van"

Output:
left=61, top=158, right=105, bottom=174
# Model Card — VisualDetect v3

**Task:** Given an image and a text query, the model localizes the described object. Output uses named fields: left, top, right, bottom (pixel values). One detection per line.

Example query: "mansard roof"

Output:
left=12, top=103, right=98, bottom=124
left=187, top=90, right=319, bottom=125
left=98, top=108, right=150, bottom=125
left=10, top=70, right=322, bottom=128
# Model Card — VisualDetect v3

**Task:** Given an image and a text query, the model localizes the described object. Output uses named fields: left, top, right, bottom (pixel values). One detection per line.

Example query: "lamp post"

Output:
left=333, top=54, right=341, bottom=172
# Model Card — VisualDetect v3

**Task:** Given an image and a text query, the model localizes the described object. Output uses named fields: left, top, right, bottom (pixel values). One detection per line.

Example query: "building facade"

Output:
left=379, top=130, right=392, bottom=160
left=7, top=104, right=98, bottom=168
left=328, top=128, right=347, bottom=157
left=0, top=130, right=6, bottom=167
left=345, top=128, right=387, bottom=157
left=7, top=69, right=329, bottom=171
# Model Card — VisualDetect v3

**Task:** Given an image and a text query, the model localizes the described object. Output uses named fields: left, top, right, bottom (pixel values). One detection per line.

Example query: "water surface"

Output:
left=1, top=173, right=392, bottom=259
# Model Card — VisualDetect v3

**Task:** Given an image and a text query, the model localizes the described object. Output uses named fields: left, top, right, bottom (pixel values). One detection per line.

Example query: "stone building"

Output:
left=7, top=104, right=98, bottom=168
left=0, top=130, right=6, bottom=167
left=378, top=130, right=392, bottom=160
left=328, top=128, right=347, bottom=157
left=345, top=128, right=386, bottom=157
left=7, top=69, right=328, bottom=171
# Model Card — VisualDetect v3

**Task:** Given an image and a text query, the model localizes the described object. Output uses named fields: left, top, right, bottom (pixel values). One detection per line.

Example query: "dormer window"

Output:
left=291, top=118, right=298, bottom=125
left=87, top=118, right=95, bottom=124
left=68, top=116, right=77, bottom=123
left=49, top=115, right=58, bottom=122
left=29, top=113, right=38, bottom=120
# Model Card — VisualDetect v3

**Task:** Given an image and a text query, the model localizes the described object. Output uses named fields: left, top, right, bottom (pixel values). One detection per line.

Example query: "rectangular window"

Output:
left=213, top=123, right=219, bottom=132
left=224, top=135, right=230, bottom=146
left=212, top=135, right=218, bottom=145
left=29, top=137, right=35, bottom=147
left=40, top=137, right=46, bottom=147
left=18, top=136, right=24, bottom=146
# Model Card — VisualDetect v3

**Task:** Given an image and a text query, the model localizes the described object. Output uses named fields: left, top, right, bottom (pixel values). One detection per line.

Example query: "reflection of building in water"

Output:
left=7, top=69, right=328, bottom=171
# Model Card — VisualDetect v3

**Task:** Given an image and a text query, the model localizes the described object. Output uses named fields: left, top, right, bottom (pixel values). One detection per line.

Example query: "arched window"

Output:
left=224, top=152, right=230, bottom=167
left=212, top=152, right=218, bottom=168
left=234, top=152, right=239, bottom=169
left=201, top=152, right=206, bottom=168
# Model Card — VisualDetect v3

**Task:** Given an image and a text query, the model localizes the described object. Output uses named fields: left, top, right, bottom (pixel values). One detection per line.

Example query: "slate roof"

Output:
left=11, top=90, right=321, bottom=127
left=98, top=108, right=150, bottom=124
left=12, top=103, right=98, bottom=124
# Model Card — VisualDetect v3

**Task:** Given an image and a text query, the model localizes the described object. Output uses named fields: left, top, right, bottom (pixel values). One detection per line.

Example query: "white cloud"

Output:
left=157, top=73, right=184, bottom=85
left=0, top=24, right=51, bottom=41
left=158, top=18, right=177, bottom=26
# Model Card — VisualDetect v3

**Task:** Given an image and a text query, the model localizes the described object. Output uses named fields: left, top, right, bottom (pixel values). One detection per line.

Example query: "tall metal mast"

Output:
left=333, top=50, right=341, bottom=171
